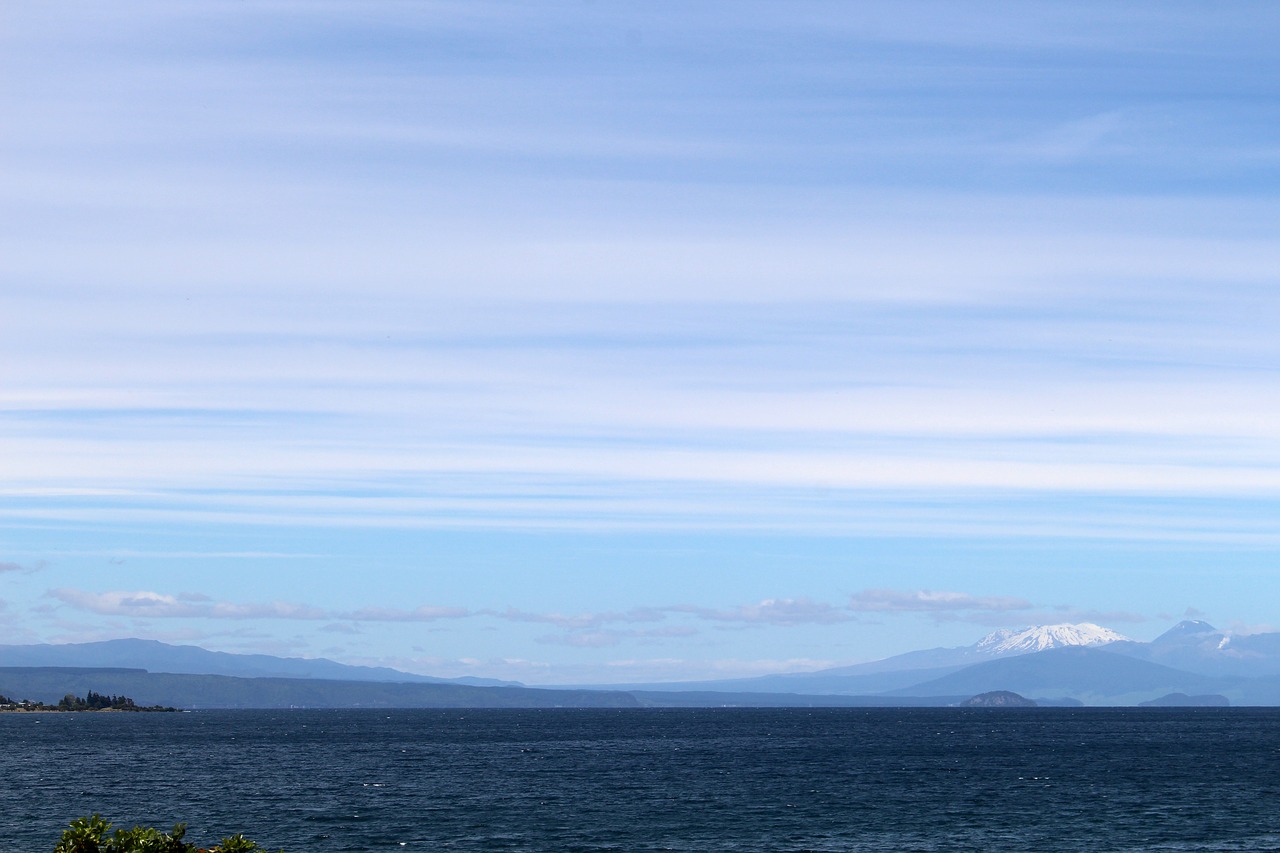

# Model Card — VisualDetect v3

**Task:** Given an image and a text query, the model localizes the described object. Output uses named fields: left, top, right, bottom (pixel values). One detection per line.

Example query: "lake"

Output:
left=3, top=707, right=1279, bottom=851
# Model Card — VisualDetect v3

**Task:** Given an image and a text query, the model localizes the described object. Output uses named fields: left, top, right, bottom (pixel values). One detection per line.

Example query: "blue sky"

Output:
left=2, top=1, right=1279, bottom=683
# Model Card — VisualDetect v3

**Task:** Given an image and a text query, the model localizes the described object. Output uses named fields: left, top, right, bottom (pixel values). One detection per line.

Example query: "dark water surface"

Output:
left=3, top=707, right=1279, bottom=852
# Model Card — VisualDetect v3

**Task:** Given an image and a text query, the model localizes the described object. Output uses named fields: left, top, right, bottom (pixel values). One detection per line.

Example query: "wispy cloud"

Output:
left=0, top=560, right=45, bottom=574
left=46, top=589, right=328, bottom=620
left=596, top=656, right=839, bottom=684
left=46, top=589, right=468, bottom=623
left=842, top=589, right=1151, bottom=629
left=497, top=599, right=855, bottom=635
left=675, top=598, right=854, bottom=626
left=536, top=626, right=699, bottom=649
left=1012, top=110, right=1128, bottom=164
left=42, top=587, right=891, bottom=635
left=1226, top=620, right=1280, bottom=636
left=492, top=606, right=666, bottom=630
left=1047, top=606, right=1149, bottom=625
left=847, top=589, right=1034, bottom=613
left=343, top=605, right=471, bottom=622
left=4, top=0, right=1278, bottom=676
left=378, top=650, right=839, bottom=686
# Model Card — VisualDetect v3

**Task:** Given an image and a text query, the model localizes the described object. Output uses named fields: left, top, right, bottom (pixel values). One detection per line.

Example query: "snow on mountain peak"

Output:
left=1152, top=620, right=1220, bottom=645
left=975, top=623, right=1131, bottom=656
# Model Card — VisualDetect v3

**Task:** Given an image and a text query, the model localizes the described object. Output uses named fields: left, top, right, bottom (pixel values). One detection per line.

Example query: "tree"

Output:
left=53, top=816, right=279, bottom=853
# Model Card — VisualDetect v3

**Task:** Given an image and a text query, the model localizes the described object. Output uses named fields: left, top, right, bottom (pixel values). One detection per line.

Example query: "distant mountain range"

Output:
left=569, top=621, right=1280, bottom=706
left=0, top=638, right=518, bottom=686
left=0, top=666, right=639, bottom=710
left=1108, top=620, right=1280, bottom=678
left=3, top=621, right=1280, bottom=708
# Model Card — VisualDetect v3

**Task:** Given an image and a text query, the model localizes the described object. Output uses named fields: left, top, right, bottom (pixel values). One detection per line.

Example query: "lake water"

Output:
left=2, top=707, right=1279, bottom=852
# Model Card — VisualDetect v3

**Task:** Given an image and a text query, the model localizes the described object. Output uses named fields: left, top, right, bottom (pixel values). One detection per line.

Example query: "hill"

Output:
left=12, top=622, right=1280, bottom=707
left=885, top=647, right=1238, bottom=704
left=565, top=620, right=1280, bottom=705
left=0, top=667, right=635, bottom=709
left=0, top=638, right=516, bottom=686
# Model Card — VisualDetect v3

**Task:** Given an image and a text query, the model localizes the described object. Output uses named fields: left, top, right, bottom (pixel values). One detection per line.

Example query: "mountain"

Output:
left=0, top=639, right=519, bottom=687
left=1106, top=621, right=1280, bottom=678
left=579, top=664, right=971, bottom=697
left=0, top=667, right=632, bottom=709
left=972, top=623, right=1130, bottom=655
left=885, top=647, right=1237, bottom=704
left=12, top=622, right=1280, bottom=708
left=1138, top=692, right=1230, bottom=707
left=807, top=622, right=1129, bottom=678
left=588, top=622, right=1132, bottom=696
left=1154, top=619, right=1220, bottom=643
left=561, top=620, right=1280, bottom=705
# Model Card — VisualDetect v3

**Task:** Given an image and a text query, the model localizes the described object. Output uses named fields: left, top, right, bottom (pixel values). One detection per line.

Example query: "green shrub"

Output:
left=54, top=816, right=279, bottom=853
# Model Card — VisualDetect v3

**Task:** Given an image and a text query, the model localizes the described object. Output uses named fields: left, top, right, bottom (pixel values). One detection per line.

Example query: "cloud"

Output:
left=365, top=652, right=836, bottom=685
left=676, top=598, right=853, bottom=626
left=491, top=606, right=666, bottom=630
left=49, top=588, right=204, bottom=618
left=0, top=560, right=45, bottom=574
left=536, top=626, right=699, bottom=648
left=1015, top=110, right=1127, bottom=164
left=598, top=656, right=838, bottom=684
left=841, top=590, right=1148, bottom=630
left=847, top=589, right=1033, bottom=613
left=496, top=599, right=854, bottom=637
left=48, top=587, right=857, bottom=633
left=1047, top=606, right=1148, bottom=625
left=343, top=605, right=470, bottom=622
left=46, top=588, right=468, bottom=623
left=1225, top=620, right=1279, bottom=637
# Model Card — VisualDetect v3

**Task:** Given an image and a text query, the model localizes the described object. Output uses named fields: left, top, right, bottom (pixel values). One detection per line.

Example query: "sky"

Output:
left=2, top=1, right=1279, bottom=684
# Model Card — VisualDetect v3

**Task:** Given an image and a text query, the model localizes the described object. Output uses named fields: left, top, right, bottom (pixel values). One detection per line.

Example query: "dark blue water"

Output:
left=3, top=708, right=1279, bottom=852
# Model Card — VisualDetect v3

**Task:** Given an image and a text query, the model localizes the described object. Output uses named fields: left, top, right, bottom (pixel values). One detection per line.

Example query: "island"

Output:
left=0, top=690, right=177, bottom=712
left=1138, top=692, right=1230, bottom=708
left=960, top=690, right=1038, bottom=707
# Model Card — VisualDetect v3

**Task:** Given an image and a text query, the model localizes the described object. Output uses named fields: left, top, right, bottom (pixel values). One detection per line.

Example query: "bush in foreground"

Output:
left=54, top=815, right=279, bottom=853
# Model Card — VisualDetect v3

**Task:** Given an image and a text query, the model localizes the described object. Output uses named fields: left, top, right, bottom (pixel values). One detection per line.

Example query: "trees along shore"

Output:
left=54, top=815, right=278, bottom=853
left=0, top=690, right=176, bottom=712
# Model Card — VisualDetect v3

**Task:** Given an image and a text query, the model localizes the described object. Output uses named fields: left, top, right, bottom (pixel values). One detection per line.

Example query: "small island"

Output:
left=960, top=690, right=1038, bottom=708
left=1138, top=692, right=1230, bottom=708
left=0, top=690, right=177, bottom=713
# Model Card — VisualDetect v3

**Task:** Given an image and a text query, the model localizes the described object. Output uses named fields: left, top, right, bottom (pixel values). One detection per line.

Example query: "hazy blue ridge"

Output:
left=0, top=667, right=967, bottom=709
left=0, top=667, right=636, bottom=709
left=571, top=621, right=1280, bottom=704
left=10, top=623, right=1280, bottom=706
left=0, top=639, right=520, bottom=687
left=555, top=664, right=969, bottom=696
left=883, top=647, right=1243, bottom=702
left=1139, top=692, right=1231, bottom=707
left=627, top=691, right=964, bottom=708
left=1106, top=630, right=1280, bottom=678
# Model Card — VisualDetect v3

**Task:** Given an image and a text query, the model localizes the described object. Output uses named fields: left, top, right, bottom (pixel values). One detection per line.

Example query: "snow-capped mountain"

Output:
left=553, top=619, right=1280, bottom=704
left=974, top=623, right=1131, bottom=656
